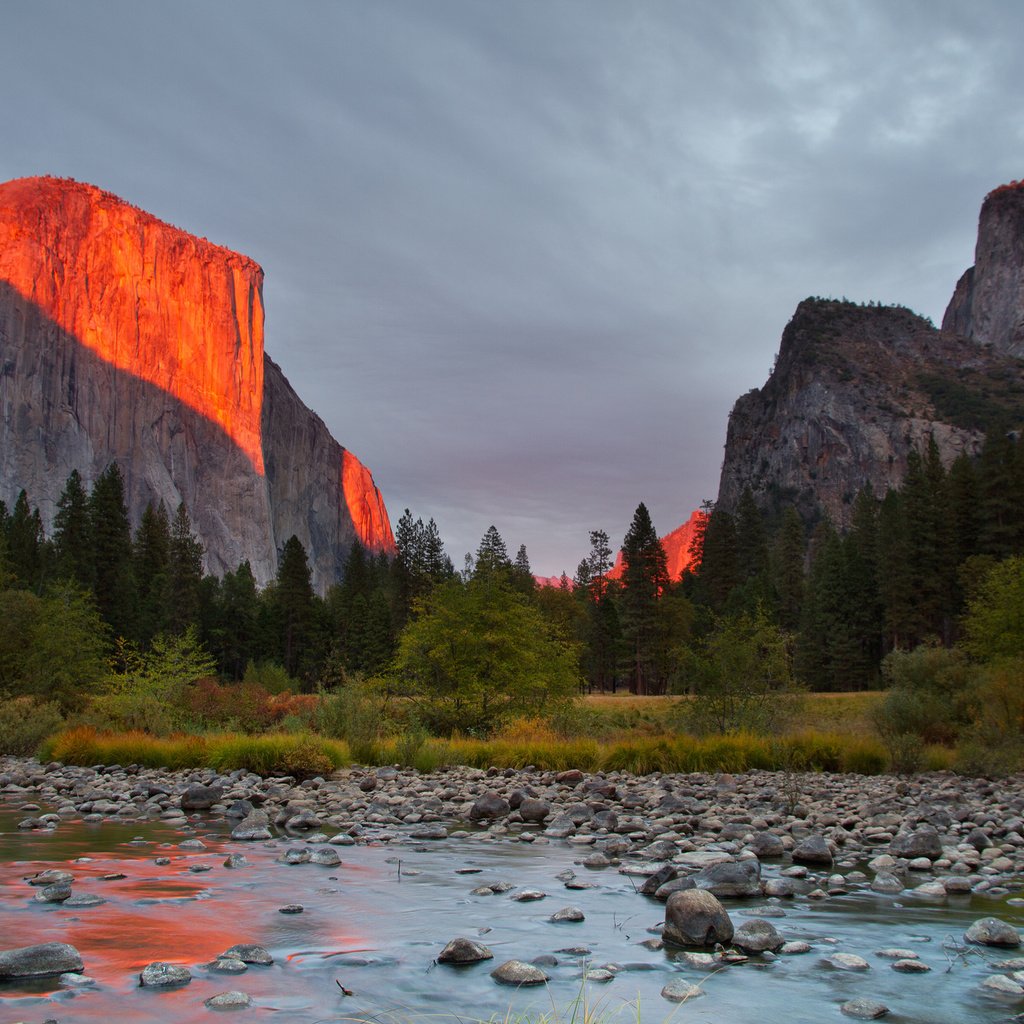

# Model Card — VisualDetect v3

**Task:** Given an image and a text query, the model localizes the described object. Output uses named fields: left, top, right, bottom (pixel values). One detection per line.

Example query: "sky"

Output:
left=1, top=1, right=1022, bottom=577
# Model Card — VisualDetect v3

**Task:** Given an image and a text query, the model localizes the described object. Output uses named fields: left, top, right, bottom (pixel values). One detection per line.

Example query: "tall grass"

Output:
left=40, top=727, right=348, bottom=778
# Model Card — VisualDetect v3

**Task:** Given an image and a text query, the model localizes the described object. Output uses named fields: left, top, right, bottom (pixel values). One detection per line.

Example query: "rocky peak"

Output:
left=943, top=180, right=1024, bottom=358
left=716, top=296, right=1024, bottom=527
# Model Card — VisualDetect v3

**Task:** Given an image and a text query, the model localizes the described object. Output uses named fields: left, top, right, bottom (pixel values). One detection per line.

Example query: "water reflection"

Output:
left=0, top=805, right=1020, bottom=1023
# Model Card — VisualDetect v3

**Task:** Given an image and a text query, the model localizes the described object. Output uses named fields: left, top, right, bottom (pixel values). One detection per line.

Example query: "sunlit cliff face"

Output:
left=0, top=176, right=396, bottom=563
left=0, top=177, right=266, bottom=474
left=341, top=449, right=396, bottom=553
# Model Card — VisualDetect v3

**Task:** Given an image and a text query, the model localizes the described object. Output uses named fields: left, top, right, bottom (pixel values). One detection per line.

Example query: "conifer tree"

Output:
left=168, top=502, right=204, bottom=635
left=53, top=470, right=92, bottom=589
left=876, top=489, right=912, bottom=652
left=474, top=525, right=511, bottom=581
left=770, top=507, right=805, bottom=632
left=512, top=544, right=535, bottom=594
left=6, top=490, right=43, bottom=589
left=697, top=507, right=739, bottom=611
left=88, top=463, right=136, bottom=638
left=133, top=501, right=171, bottom=645
left=619, top=502, right=669, bottom=694
left=275, top=535, right=315, bottom=679
left=217, top=560, right=259, bottom=678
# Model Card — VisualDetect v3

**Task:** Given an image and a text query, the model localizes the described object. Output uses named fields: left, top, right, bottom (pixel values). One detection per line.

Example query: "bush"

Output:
left=682, top=609, right=804, bottom=736
left=0, top=696, right=65, bottom=754
left=317, top=680, right=391, bottom=762
left=874, top=645, right=975, bottom=747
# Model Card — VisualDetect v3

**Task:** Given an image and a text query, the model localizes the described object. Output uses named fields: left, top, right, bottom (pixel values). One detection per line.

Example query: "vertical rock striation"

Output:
left=0, top=176, right=393, bottom=588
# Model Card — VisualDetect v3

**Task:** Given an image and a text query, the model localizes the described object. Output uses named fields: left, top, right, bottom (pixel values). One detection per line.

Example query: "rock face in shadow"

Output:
left=717, top=181, right=1024, bottom=527
left=0, top=176, right=393, bottom=587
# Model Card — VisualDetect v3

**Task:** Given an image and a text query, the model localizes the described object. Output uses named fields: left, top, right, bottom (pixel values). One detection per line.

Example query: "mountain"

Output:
left=716, top=182, right=1024, bottom=527
left=0, top=176, right=393, bottom=588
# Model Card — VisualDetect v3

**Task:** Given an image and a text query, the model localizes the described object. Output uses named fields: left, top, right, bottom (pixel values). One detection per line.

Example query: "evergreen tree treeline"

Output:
left=4, top=428, right=1022, bottom=703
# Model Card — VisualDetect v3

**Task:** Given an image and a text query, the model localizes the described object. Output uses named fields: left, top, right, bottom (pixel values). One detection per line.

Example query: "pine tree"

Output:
left=168, top=502, right=204, bottom=635
left=735, top=487, right=769, bottom=581
left=770, top=507, right=805, bottom=632
left=53, top=470, right=92, bottom=589
left=275, top=535, right=315, bottom=679
left=876, top=489, right=912, bottom=652
left=511, top=544, right=535, bottom=594
left=978, top=426, right=1020, bottom=558
left=88, top=464, right=136, bottom=638
left=6, top=490, right=43, bottom=589
left=133, top=501, right=171, bottom=645
left=217, top=561, right=260, bottom=678
left=474, top=526, right=511, bottom=581
left=619, top=502, right=670, bottom=694
left=697, top=508, right=739, bottom=612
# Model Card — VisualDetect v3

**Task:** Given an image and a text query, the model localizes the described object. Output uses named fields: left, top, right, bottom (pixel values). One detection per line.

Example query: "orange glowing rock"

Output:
left=607, top=508, right=707, bottom=582
left=341, top=448, right=396, bottom=554
left=0, top=176, right=266, bottom=474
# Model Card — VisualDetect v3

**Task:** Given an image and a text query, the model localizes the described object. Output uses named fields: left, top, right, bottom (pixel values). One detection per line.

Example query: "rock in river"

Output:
left=491, top=960, right=549, bottom=985
left=0, top=942, right=84, bottom=979
left=965, top=917, right=1021, bottom=948
left=438, top=937, right=493, bottom=964
left=140, top=962, right=192, bottom=987
left=733, top=919, right=785, bottom=954
left=664, top=889, right=734, bottom=947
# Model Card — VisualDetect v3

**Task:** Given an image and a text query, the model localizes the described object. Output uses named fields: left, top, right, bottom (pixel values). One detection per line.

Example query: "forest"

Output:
left=1, top=424, right=1022, bottom=774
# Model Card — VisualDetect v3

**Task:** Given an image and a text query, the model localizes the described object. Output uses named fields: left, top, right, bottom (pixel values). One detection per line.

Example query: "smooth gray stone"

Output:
left=0, top=942, right=84, bottom=979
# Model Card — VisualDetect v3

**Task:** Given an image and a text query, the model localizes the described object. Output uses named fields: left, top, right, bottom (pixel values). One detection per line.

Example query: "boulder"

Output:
left=965, top=917, right=1021, bottom=948
left=0, top=942, right=84, bottom=979
left=180, top=783, right=223, bottom=811
left=140, top=962, right=192, bottom=987
left=889, top=828, right=943, bottom=860
left=518, top=797, right=551, bottom=824
left=733, top=918, right=785, bottom=954
left=469, top=792, right=511, bottom=821
left=664, top=889, right=734, bottom=947
left=490, top=960, right=549, bottom=985
left=791, top=835, right=833, bottom=865
left=231, top=810, right=272, bottom=841
left=691, top=858, right=761, bottom=898
left=438, top=938, right=493, bottom=964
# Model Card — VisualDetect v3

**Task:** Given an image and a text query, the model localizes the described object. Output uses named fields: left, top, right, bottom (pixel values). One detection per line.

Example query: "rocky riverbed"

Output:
left=2, top=755, right=1024, bottom=1022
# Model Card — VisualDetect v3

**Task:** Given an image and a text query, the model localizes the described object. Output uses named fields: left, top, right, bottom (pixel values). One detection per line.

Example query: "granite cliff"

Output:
left=0, top=176, right=394, bottom=588
left=717, top=184, right=1024, bottom=527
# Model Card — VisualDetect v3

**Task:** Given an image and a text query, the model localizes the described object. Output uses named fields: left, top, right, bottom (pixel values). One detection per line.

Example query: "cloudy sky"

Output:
left=2, top=2, right=1021, bottom=576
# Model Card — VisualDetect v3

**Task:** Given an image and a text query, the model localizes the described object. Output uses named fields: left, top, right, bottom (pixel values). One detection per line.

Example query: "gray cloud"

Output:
left=2, top=0, right=1022, bottom=574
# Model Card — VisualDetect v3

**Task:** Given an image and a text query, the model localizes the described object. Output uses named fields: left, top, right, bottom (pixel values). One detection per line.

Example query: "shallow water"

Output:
left=1, top=804, right=1022, bottom=1024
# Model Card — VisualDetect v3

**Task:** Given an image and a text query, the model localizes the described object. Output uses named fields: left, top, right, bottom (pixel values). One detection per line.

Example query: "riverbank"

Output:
left=4, top=755, right=1023, bottom=890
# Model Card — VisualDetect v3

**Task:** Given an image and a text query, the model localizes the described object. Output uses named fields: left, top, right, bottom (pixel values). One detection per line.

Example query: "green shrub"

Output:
left=242, top=660, right=299, bottom=695
left=0, top=696, right=65, bottom=755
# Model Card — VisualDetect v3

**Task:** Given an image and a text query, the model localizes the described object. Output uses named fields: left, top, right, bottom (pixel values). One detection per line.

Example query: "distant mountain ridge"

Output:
left=0, top=176, right=394, bottom=588
left=716, top=182, right=1024, bottom=526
